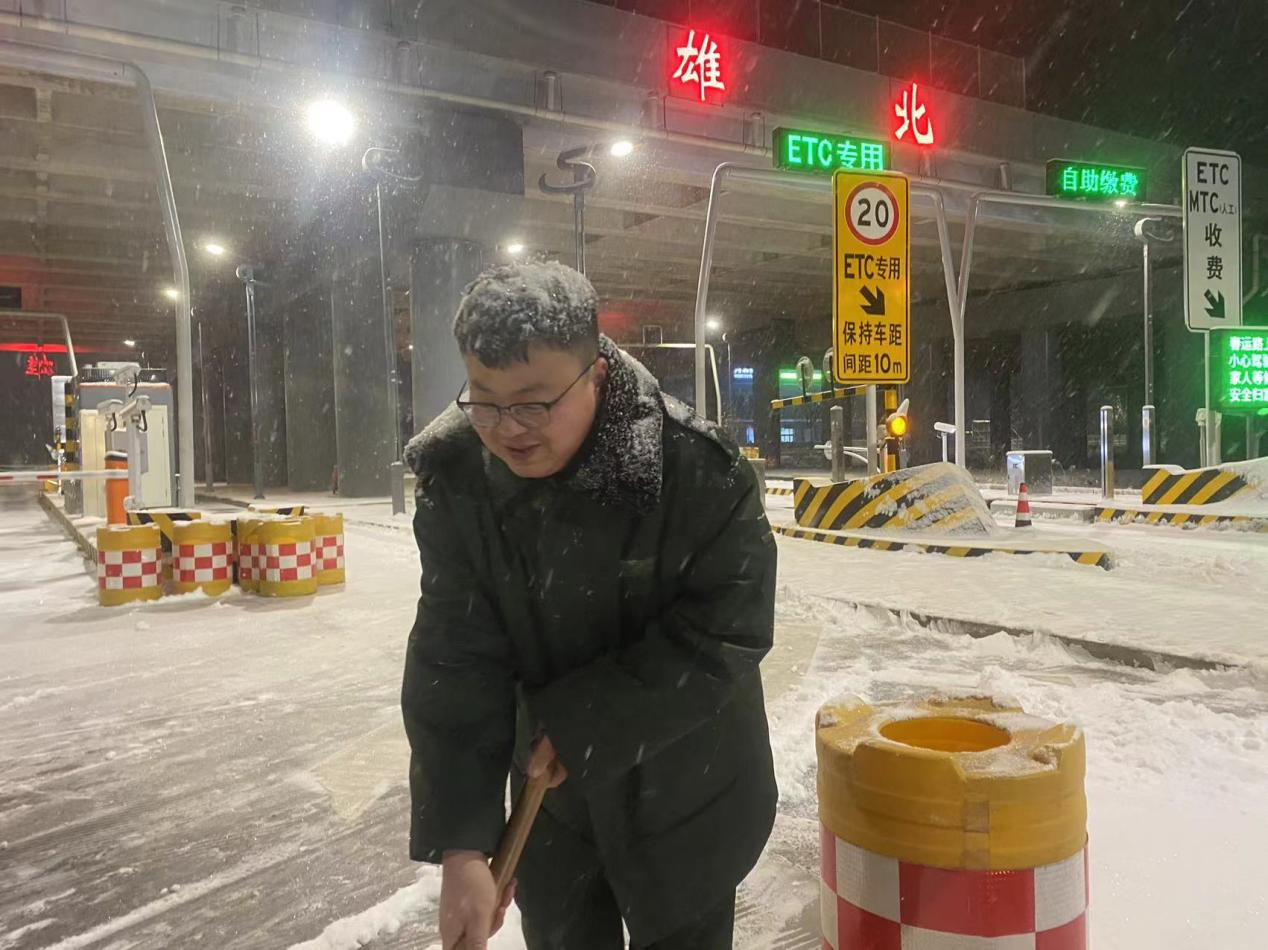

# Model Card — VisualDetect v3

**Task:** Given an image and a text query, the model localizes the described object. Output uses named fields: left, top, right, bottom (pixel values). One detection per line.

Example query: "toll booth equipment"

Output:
left=1006, top=451, right=1054, bottom=496
left=817, top=696, right=1088, bottom=948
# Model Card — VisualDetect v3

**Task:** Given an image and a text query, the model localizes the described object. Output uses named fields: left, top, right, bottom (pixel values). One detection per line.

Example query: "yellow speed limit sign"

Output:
left=832, top=169, right=910, bottom=384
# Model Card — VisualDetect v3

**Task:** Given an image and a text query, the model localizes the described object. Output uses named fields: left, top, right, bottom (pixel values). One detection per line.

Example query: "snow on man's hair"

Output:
left=453, top=261, right=599, bottom=367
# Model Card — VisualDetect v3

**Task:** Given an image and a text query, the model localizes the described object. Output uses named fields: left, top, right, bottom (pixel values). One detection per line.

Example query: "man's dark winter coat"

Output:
left=401, top=337, right=778, bottom=943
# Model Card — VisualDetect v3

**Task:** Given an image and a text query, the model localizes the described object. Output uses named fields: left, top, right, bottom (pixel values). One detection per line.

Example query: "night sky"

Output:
left=836, top=0, right=1268, bottom=167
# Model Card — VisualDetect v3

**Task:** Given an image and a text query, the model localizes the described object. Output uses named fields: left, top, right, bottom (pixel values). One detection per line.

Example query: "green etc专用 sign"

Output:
left=773, top=128, right=887, bottom=174
left=1211, top=328, right=1268, bottom=414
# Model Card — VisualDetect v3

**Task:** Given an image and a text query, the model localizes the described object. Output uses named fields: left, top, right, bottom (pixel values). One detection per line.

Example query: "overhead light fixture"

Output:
left=203, top=241, right=227, bottom=257
left=306, top=99, right=356, bottom=146
left=506, top=242, right=525, bottom=255
left=162, top=286, right=180, bottom=301
left=1113, top=199, right=1128, bottom=208
left=123, top=339, right=137, bottom=348
left=706, top=318, right=722, bottom=332
left=609, top=139, right=635, bottom=158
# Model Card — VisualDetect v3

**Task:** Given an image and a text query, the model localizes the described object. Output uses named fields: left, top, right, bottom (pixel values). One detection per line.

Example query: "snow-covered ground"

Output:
left=2, top=485, right=1266, bottom=949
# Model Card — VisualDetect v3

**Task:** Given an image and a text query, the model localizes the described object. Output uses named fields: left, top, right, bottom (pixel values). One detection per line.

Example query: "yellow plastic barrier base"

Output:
left=794, top=463, right=995, bottom=535
left=1094, top=503, right=1268, bottom=532
left=774, top=523, right=1113, bottom=569
left=816, top=695, right=1086, bottom=871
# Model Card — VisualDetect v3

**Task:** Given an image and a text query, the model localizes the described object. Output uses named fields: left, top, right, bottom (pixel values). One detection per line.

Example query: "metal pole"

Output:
left=239, top=267, right=265, bottom=500
left=198, top=321, right=214, bottom=490
left=693, top=163, right=730, bottom=416
left=375, top=181, right=402, bottom=462
left=574, top=187, right=586, bottom=276
left=865, top=385, right=879, bottom=475
left=1204, top=330, right=1215, bottom=465
left=1142, top=404, right=1156, bottom=468
left=1099, top=405, right=1115, bottom=499
left=1142, top=239, right=1154, bottom=407
left=830, top=405, right=846, bottom=482
left=127, top=63, right=194, bottom=509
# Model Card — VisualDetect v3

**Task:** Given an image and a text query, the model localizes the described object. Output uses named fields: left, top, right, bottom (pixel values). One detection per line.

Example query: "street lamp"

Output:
left=506, top=242, right=526, bottom=256
left=203, top=241, right=227, bottom=257
left=361, top=146, right=423, bottom=466
left=539, top=139, right=636, bottom=275
left=306, top=99, right=355, bottom=147
left=123, top=338, right=136, bottom=348
left=162, top=286, right=180, bottom=301
left=235, top=264, right=265, bottom=500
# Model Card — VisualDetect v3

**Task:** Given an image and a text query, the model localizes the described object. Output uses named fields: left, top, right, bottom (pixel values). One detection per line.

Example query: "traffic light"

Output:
left=883, top=397, right=910, bottom=472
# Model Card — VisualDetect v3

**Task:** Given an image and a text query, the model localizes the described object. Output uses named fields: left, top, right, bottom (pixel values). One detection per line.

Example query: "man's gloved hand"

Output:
left=439, top=851, right=515, bottom=949
left=526, top=734, right=568, bottom=789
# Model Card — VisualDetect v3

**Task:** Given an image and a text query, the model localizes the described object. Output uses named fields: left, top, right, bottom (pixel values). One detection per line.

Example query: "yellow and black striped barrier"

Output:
left=248, top=503, right=307, bottom=517
left=768, top=386, right=867, bottom=411
left=773, top=524, right=1113, bottom=570
left=766, top=486, right=795, bottom=497
left=793, top=463, right=992, bottom=535
left=1094, top=505, right=1267, bottom=532
left=127, top=508, right=203, bottom=554
left=1140, top=465, right=1251, bottom=506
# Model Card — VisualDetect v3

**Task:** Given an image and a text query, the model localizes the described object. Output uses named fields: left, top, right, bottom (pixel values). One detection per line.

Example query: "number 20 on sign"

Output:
left=832, top=169, right=910, bottom=384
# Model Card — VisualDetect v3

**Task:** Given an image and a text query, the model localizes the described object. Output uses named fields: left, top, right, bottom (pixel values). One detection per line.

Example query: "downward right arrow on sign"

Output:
left=1204, top=289, right=1225, bottom=320
left=860, top=285, right=886, bottom=316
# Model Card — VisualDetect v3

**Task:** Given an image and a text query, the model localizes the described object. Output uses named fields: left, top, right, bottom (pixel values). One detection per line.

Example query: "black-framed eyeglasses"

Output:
left=457, top=359, right=597, bottom=430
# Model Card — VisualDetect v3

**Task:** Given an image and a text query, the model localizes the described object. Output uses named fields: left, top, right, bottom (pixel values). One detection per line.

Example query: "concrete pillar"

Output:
left=1019, top=328, right=1056, bottom=450
left=253, top=280, right=289, bottom=488
left=330, top=189, right=395, bottom=497
left=410, top=239, right=485, bottom=432
left=283, top=284, right=337, bottom=491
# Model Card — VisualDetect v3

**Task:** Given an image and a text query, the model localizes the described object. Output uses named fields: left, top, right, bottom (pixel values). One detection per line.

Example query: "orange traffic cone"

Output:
left=1015, top=482, right=1033, bottom=528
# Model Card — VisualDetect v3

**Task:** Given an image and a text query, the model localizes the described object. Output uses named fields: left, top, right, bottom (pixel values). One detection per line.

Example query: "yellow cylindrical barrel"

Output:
left=309, top=512, right=346, bottom=586
left=169, top=520, right=234, bottom=597
left=816, top=696, right=1088, bottom=948
left=96, top=524, right=163, bottom=607
left=235, top=515, right=267, bottom=592
left=256, top=518, right=318, bottom=598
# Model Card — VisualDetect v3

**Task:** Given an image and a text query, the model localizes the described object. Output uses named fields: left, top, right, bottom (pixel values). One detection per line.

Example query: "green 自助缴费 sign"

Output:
left=773, top=128, right=887, bottom=173
left=1045, top=160, right=1146, bottom=202
left=1211, top=328, right=1268, bottom=414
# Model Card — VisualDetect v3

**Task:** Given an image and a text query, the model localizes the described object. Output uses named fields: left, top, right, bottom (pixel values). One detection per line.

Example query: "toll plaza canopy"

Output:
left=0, top=0, right=1263, bottom=485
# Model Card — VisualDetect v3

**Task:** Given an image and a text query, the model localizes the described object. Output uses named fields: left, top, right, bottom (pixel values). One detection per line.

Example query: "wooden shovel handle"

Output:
left=489, top=770, right=551, bottom=903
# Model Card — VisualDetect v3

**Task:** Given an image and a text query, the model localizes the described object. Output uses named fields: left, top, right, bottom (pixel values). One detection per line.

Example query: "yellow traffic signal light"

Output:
left=884, top=398, right=910, bottom=439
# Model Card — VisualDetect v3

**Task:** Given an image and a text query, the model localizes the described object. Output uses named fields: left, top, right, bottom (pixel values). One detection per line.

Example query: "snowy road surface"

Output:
left=2, top=486, right=1266, bottom=948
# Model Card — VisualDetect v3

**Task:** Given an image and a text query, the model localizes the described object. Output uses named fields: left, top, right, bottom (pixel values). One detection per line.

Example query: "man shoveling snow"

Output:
left=401, top=261, right=778, bottom=949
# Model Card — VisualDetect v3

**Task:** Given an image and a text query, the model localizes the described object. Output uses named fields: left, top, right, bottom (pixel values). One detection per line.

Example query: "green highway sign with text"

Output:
left=1045, top=159, right=1146, bottom=202
left=1210, top=329, right=1268, bottom=414
left=774, top=127, right=887, bottom=173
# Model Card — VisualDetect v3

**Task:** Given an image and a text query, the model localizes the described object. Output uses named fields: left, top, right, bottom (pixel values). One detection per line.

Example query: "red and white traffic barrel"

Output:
left=96, top=524, right=163, bottom=607
left=817, top=697, right=1088, bottom=949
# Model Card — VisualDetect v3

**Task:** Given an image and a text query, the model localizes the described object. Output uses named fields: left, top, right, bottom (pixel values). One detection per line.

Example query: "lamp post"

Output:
left=538, top=140, right=636, bottom=276
left=235, top=264, right=265, bottom=500
left=362, top=147, right=422, bottom=464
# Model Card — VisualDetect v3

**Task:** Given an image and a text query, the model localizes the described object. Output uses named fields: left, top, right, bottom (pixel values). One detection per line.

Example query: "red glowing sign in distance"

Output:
left=892, top=81, right=935, bottom=147
left=24, top=347, right=56, bottom=377
left=668, top=27, right=727, bottom=104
